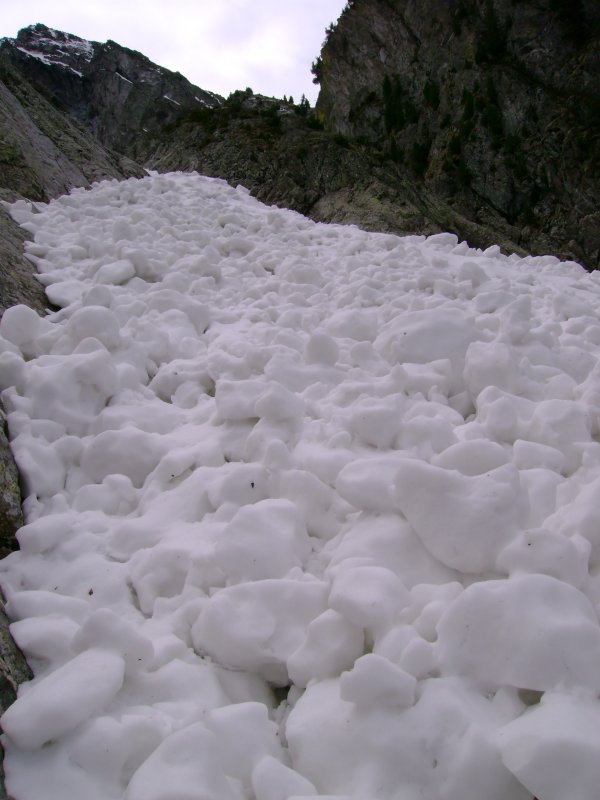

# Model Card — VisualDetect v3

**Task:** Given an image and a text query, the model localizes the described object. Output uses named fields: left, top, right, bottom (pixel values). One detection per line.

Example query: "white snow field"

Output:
left=1, top=172, right=600, bottom=800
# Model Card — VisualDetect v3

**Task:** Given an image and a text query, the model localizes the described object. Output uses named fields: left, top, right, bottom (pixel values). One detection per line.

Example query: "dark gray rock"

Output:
left=0, top=594, right=31, bottom=707
left=0, top=48, right=145, bottom=321
left=0, top=424, right=23, bottom=560
left=0, top=52, right=145, bottom=203
left=0, top=411, right=30, bottom=800
left=0, top=588, right=32, bottom=800
left=0, top=203, right=47, bottom=318
left=314, top=0, right=600, bottom=268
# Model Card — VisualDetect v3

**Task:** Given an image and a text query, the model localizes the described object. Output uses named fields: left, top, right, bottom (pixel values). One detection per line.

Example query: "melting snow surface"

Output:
left=1, top=172, right=600, bottom=800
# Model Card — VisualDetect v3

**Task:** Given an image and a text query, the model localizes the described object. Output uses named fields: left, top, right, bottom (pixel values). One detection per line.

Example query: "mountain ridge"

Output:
left=1, top=23, right=222, bottom=154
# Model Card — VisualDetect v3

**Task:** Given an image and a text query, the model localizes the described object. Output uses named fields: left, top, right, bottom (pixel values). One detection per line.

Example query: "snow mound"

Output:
left=1, top=172, right=600, bottom=799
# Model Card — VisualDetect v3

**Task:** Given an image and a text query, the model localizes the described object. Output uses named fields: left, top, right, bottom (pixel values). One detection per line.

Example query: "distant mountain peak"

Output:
left=0, top=25, right=223, bottom=152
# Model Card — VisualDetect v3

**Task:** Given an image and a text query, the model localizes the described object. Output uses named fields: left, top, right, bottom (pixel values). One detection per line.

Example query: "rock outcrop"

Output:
left=146, top=92, right=430, bottom=234
left=0, top=52, right=144, bottom=203
left=314, top=0, right=600, bottom=267
left=0, top=598, right=32, bottom=800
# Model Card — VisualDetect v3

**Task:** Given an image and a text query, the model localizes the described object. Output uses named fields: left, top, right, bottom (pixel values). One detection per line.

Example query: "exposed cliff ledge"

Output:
left=314, top=0, right=600, bottom=268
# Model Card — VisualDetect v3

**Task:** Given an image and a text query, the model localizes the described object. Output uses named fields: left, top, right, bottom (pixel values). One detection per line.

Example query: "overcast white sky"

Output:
left=1, top=0, right=348, bottom=103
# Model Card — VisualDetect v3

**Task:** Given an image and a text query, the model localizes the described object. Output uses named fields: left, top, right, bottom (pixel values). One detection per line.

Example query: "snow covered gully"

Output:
left=1, top=172, right=600, bottom=800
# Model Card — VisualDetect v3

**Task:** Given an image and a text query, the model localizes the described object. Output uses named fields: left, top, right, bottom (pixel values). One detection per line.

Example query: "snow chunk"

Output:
left=496, top=527, right=588, bottom=587
left=194, top=579, right=328, bottom=685
left=499, top=692, right=600, bottom=800
left=214, top=499, right=311, bottom=582
left=336, top=455, right=405, bottom=511
left=329, top=565, right=409, bottom=635
left=71, top=608, right=154, bottom=674
left=436, top=574, right=600, bottom=692
left=287, top=609, right=364, bottom=688
left=26, top=348, right=118, bottom=436
left=432, top=439, right=509, bottom=476
left=205, top=702, right=284, bottom=784
left=304, top=333, right=339, bottom=365
left=0, top=304, right=51, bottom=357
left=125, top=722, right=244, bottom=800
left=394, top=461, right=526, bottom=573
left=67, top=305, right=121, bottom=349
left=548, top=475, right=600, bottom=568
left=327, top=512, right=457, bottom=588
left=1, top=648, right=125, bottom=749
left=375, top=307, right=482, bottom=373
left=286, top=677, right=528, bottom=800
left=339, top=653, right=416, bottom=708
left=6, top=590, right=88, bottom=622
left=9, top=616, right=79, bottom=664
left=324, top=309, right=377, bottom=341
left=252, top=756, right=317, bottom=800
left=81, top=426, right=166, bottom=487
left=94, top=258, right=135, bottom=285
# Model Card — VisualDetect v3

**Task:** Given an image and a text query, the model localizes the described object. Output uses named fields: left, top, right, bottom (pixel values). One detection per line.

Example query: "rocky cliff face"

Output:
left=0, top=53, right=143, bottom=206
left=315, top=0, right=600, bottom=267
left=1, top=24, right=222, bottom=154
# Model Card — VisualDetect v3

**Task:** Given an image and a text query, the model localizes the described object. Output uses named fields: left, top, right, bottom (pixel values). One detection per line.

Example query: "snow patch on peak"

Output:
left=10, top=23, right=95, bottom=69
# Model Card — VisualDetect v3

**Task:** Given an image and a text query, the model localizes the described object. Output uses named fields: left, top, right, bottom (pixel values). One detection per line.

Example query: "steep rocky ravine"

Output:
left=3, top=10, right=599, bottom=267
